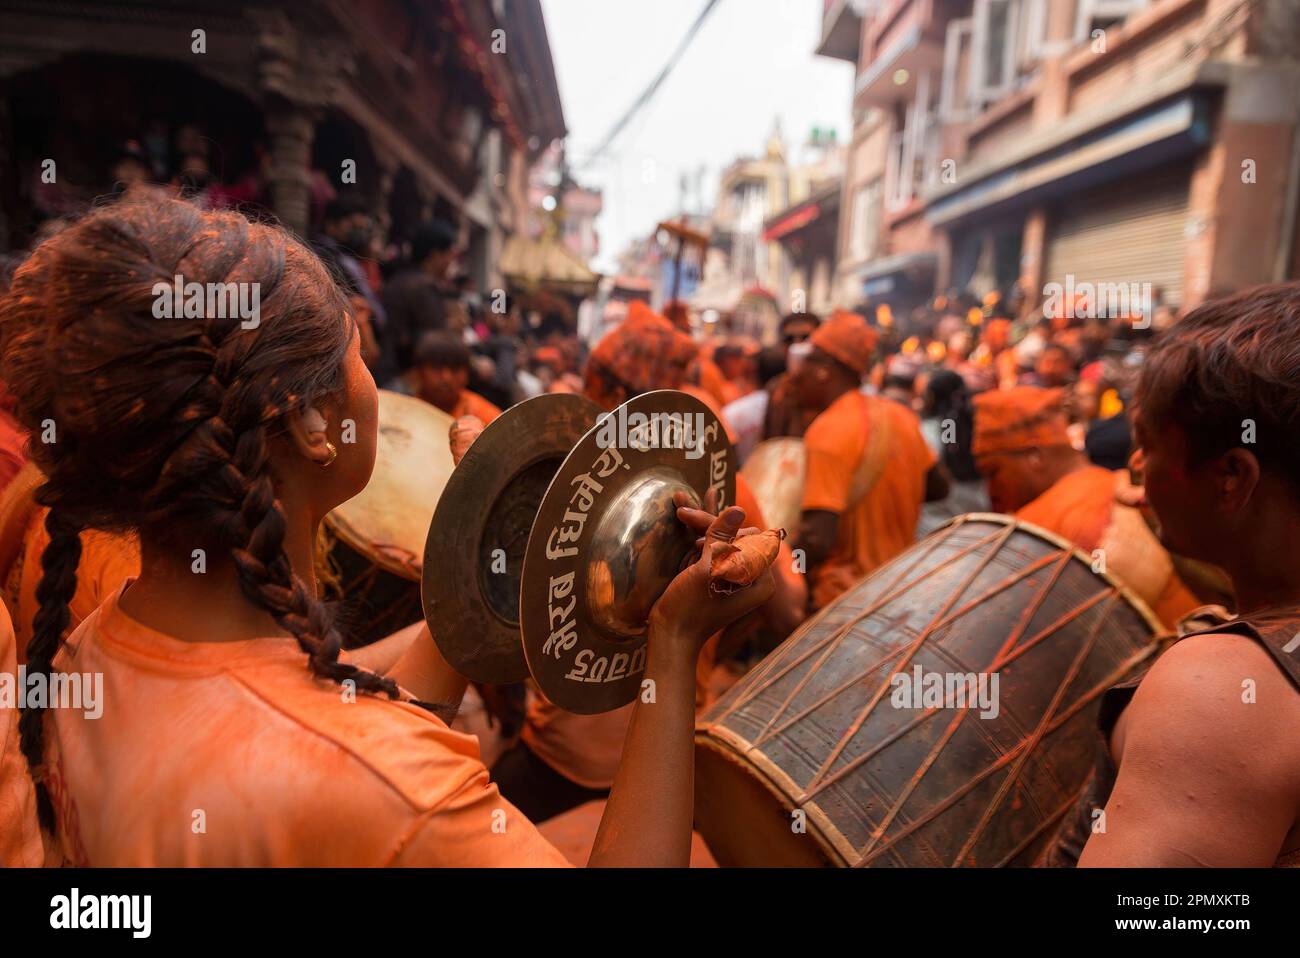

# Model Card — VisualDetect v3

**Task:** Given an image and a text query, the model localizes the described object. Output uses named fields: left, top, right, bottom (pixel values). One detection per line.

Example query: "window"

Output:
left=849, top=179, right=882, bottom=261
left=970, top=0, right=1017, bottom=104
left=1074, top=0, right=1150, bottom=43
left=940, top=18, right=975, bottom=122
left=885, top=72, right=937, bottom=211
left=967, top=0, right=1058, bottom=108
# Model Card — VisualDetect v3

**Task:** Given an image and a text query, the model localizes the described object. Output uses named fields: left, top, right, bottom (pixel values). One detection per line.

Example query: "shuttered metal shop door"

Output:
left=1044, top=165, right=1192, bottom=308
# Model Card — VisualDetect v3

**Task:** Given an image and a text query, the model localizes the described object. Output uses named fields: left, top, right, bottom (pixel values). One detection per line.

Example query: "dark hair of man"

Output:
left=323, top=191, right=372, bottom=226
left=1136, top=283, right=1300, bottom=495
left=780, top=311, right=821, bottom=332
left=414, top=330, right=471, bottom=372
left=411, top=219, right=457, bottom=265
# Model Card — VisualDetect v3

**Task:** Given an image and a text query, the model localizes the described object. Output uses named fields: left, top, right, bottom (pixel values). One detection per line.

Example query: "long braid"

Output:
left=19, top=507, right=83, bottom=831
left=1, top=195, right=417, bottom=840
left=225, top=422, right=397, bottom=698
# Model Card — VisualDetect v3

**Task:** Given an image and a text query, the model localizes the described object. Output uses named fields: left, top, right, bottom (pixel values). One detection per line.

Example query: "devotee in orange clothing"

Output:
left=411, top=330, right=502, bottom=424
left=793, top=310, right=947, bottom=610
left=972, top=386, right=1202, bottom=629
left=663, top=299, right=731, bottom=408
left=0, top=599, right=42, bottom=866
left=2, top=196, right=773, bottom=866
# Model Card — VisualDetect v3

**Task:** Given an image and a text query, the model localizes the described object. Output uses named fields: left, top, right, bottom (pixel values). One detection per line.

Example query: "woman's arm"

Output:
left=384, top=621, right=470, bottom=713
left=345, top=619, right=423, bottom=674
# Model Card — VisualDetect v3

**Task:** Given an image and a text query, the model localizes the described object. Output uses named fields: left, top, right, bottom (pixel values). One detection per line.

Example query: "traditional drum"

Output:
left=739, top=438, right=804, bottom=537
left=322, top=389, right=455, bottom=648
left=694, top=513, right=1161, bottom=867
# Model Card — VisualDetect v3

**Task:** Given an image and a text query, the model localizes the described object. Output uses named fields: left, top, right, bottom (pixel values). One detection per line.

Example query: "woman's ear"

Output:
left=1218, top=447, right=1261, bottom=513
left=286, top=404, right=335, bottom=465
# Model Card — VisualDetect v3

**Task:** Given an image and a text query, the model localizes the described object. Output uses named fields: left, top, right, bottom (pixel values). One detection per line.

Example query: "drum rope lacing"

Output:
left=700, top=515, right=1161, bottom=867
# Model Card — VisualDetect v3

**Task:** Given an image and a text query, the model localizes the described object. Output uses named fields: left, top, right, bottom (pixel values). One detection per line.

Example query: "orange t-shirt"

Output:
left=1015, top=466, right=1200, bottom=629
left=522, top=476, right=769, bottom=789
left=0, top=406, right=26, bottom=496
left=1015, top=466, right=1117, bottom=554
left=451, top=389, right=502, bottom=424
left=801, top=391, right=936, bottom=609
left=44, top=582, right=570, bottom=866
left=0, top=600, right=42, bottom=866
left=12, top=508, right=140, bottom=664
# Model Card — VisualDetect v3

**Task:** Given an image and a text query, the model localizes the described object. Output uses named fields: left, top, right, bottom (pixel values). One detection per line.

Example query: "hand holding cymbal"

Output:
left=649, top=498, right=775, bottom=650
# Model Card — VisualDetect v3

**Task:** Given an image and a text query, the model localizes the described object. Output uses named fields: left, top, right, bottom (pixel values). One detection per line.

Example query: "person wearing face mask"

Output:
left=313, top=193, right=391, bottom=383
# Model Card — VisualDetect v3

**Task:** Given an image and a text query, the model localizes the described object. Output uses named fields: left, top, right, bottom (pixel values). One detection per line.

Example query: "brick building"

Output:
left=817, top=0, right=1300, bottom=318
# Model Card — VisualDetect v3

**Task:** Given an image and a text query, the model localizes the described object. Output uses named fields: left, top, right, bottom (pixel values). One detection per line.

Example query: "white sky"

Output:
left=539, top=0, right=854, bottom=274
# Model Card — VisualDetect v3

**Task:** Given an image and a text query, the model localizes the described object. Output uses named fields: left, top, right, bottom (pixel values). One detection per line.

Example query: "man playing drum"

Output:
left=1058, top=284, right=1300, bottom=867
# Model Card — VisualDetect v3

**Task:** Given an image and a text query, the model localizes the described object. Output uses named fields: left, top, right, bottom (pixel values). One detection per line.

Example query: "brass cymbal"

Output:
left=520, top=389, right=737, bottom=714
left=422, top=393, right=601, bottom=684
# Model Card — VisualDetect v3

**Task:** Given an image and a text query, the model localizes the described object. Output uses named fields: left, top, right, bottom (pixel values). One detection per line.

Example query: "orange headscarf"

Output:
left=809, top=309, right=878, bottom=376
left=584, top=301, right=698, bottom=410
left=971, top=386, right=1070, bottom=457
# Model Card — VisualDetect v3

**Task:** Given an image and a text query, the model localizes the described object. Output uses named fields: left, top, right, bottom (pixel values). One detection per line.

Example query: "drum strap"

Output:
left=845, top=393, right=892, bottom=509
left=1043, top=602, right=1300, bottom=867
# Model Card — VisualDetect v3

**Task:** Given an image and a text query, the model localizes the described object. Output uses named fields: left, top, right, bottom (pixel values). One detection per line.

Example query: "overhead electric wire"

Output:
left=576, top=0, right=723, bottom=171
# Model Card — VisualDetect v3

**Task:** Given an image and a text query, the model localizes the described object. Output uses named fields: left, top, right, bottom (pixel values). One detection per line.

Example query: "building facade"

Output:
left=0, top=0, right=566, bottom=293
left=819, top=0, right=1300, bottom=318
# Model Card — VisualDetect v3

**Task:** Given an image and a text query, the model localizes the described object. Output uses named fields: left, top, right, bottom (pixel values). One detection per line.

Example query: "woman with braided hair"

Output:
left=0, top=194, right=773, bottom=866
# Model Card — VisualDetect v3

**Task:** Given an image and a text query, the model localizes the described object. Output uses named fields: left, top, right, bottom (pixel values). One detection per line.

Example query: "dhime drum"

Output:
left=322, top=389, right=455, bottom=647
left=694, top=513, right=1162, bottom=867
left=738, top=438, right=804, bottom=538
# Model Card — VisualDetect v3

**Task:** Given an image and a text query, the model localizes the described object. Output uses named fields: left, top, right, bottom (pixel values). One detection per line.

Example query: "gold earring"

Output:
left=322, top=441, right=338, bottom=467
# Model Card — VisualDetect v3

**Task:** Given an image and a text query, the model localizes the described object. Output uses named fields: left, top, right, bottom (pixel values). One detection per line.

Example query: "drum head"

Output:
left=327, top=389, right=455, bottom=581
left=520, top=390, right=736, bottom=714
left=423, top=394, right=601, bottom=684
left=739, top=437, right=805, bottom=537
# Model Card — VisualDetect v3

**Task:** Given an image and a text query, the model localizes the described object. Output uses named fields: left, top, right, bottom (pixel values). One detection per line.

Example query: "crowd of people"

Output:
left=1, top=186, right=1299, bottom=869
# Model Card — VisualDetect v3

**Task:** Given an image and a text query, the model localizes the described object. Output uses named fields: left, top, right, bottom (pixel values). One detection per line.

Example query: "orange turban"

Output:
left=584, top=301, right=698, bottom=410
left=809, top=309, right=878, bottom=376
left=971, top=386, right=1070, bottom=457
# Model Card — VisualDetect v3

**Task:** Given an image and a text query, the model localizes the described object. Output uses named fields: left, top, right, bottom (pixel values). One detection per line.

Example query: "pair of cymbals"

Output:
left=422, top=390, right=736, bottom=714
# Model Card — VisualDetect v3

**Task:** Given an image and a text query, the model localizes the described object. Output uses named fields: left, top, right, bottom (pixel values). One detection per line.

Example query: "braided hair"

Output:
left=0, top=194, right=399, bottom=831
